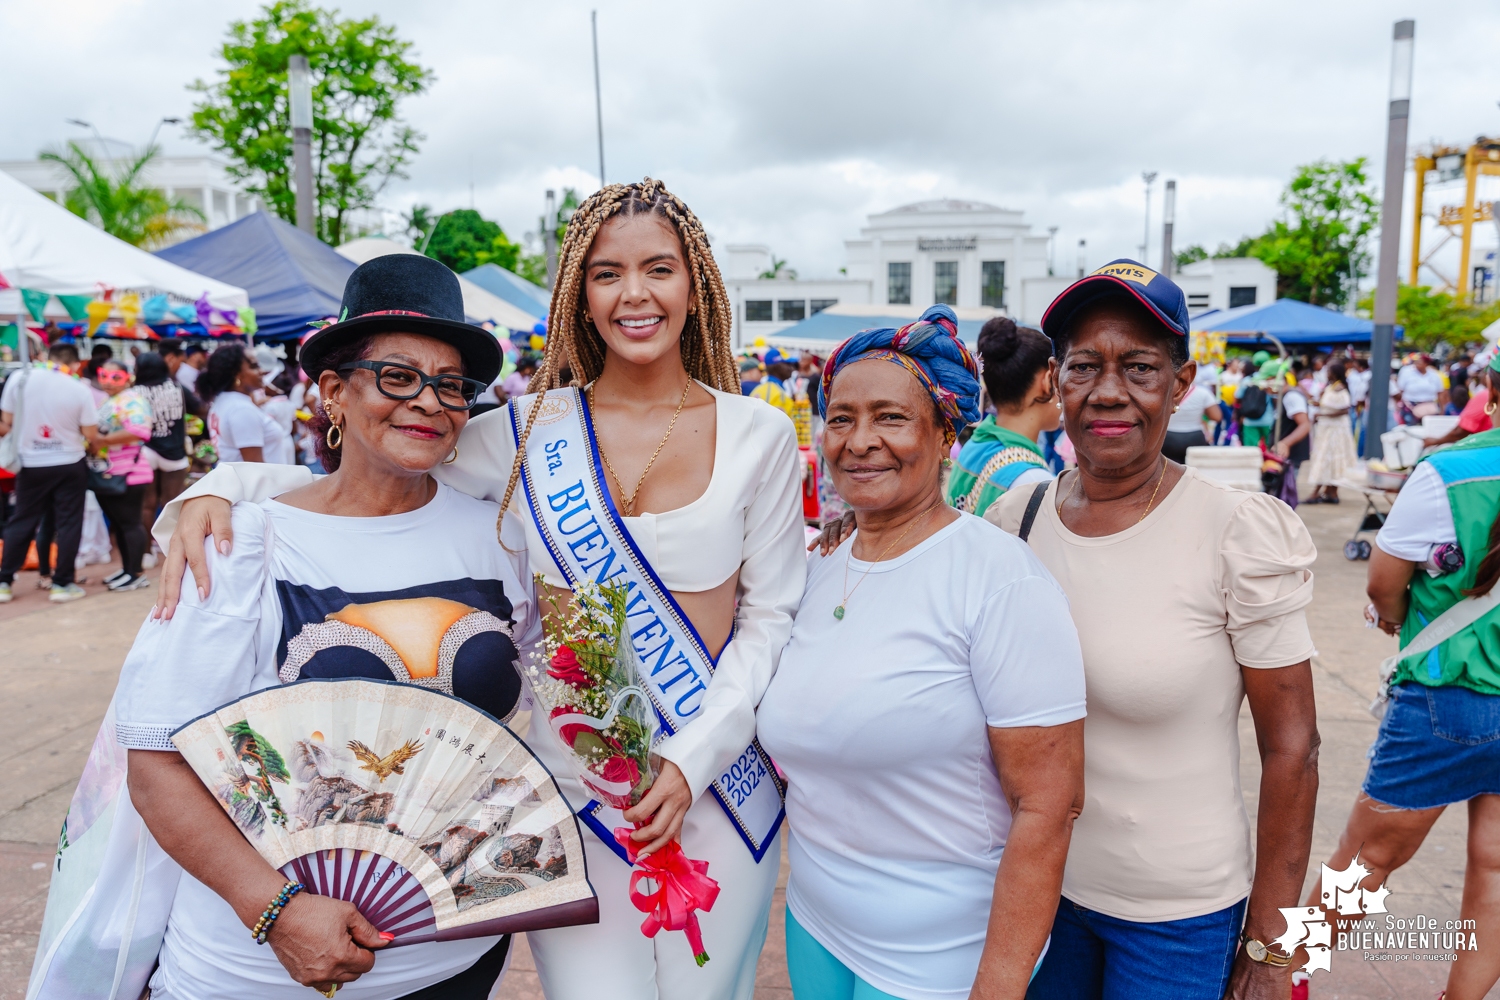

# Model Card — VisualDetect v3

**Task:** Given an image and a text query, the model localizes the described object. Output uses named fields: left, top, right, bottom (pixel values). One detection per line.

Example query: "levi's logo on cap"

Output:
left=1092, top=262, right=1158, bottom=286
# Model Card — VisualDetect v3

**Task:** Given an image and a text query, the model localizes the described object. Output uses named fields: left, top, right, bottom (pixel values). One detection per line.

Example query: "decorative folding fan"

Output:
left=171, top=678, right=597, bottom=945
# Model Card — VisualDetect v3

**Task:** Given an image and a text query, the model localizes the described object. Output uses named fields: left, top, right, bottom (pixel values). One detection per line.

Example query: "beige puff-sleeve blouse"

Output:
left=987, top=468, right=1316, bottom=921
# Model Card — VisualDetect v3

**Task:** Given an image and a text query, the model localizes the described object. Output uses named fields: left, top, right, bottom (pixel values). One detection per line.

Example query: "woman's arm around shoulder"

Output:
left=983, top=478, right=1053, bottom=537
left=118, top=502, right=277, bottom=751
left=152, top=462, right=312, bottom=617
left=432, top=403, right=518, bottom=506
left=656, top=400, right=806, bottom=799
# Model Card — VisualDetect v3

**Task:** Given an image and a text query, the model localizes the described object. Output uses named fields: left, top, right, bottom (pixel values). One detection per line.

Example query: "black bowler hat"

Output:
left=300, top=254, right=503, bottom=384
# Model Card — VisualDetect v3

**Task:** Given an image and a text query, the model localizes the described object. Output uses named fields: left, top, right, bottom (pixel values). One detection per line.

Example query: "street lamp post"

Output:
left=1365, top=19, right=1415, bottom=456
left=591, top=11, right=606, bottom=187
left=543, top=189, right=559, bottom=290
left=1077, top=238, right=1087, bottom=279
left=288, top=55, right=315, bottom=235
left=1161, top=180, right=1176, bottom=277
left=1141, top=171, right=1157, bottom=264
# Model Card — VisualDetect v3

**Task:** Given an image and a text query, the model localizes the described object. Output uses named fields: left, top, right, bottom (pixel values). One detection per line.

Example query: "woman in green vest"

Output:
left=945, top=317, right=1056, bottom=517
left=1308, top=360, right=1500, bottom=1000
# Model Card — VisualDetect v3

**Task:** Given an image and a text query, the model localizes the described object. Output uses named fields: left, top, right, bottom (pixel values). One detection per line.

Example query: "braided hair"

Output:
left=499, top=178, right=737, bottom=517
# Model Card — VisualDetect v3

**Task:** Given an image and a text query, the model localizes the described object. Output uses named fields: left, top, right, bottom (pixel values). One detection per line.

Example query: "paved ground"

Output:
left=1, top=498, right=1496, bottom=999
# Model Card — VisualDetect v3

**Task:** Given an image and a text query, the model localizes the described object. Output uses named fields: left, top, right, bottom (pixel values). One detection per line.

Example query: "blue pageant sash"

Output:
left=509, top=388, right=785, bottom=864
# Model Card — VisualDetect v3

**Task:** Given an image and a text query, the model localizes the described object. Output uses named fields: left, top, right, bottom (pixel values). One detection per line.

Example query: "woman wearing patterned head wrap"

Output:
left=759, top=305, right=1087, bottom=999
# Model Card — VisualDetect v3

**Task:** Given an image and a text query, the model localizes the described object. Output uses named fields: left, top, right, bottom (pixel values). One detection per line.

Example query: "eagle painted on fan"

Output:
left=348, top=738, right=424, bottom=782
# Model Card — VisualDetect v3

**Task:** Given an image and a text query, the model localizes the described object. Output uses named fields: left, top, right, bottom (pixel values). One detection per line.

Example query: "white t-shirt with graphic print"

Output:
left=113, top=484, right=540, bottom=1000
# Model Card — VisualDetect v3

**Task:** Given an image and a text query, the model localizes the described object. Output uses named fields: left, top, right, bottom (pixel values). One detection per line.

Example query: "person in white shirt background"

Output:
left=1161, top=367, right=1224, bottom=463
left=253, top=342, right=299, bottom=460
left=198, top=344, right=295, bottom=465
left=1396, top=352, right=1447, bottom=424
left=0, top=341, right=108, bottom=603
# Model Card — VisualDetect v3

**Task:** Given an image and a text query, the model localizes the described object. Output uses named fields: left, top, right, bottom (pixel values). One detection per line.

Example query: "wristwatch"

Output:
left=1241, top=933, right=1294, bottom=967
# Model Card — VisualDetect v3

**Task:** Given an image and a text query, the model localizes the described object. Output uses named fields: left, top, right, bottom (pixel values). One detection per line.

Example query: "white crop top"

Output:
left=154, top=383, right=808, bottom=800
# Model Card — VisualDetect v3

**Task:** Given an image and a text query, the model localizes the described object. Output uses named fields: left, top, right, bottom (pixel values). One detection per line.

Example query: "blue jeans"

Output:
left=1027, top=896, right=1245, bottom=1000
left=1364, top=682, right=1500, bottom=809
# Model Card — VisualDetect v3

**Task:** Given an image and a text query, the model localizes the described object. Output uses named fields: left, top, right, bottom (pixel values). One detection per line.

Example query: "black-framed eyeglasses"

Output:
left=338, top=361, right=487, bottom=410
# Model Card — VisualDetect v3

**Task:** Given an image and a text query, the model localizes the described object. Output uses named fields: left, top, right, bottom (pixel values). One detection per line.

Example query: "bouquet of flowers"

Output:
left=526, top=578, right=720, bottom=965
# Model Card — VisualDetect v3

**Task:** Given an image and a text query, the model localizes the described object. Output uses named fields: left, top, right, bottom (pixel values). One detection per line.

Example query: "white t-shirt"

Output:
left=1281, top=389, right=1309, bottom=418
left=114, top=484, right=541, bottom=1000
left=259, top=396, right=298, bottom=464
left=1376, top=461, right=1456, bottom=561
left=209, top=391, right=286, bottom=463
left=1347, top=368, right=1372, bottom=405
left=757, top=514, right=1087, bottom=1000
left=1168, top=384, right=1219, bottom=433
left=1398, top=366, right=1445, bottom=404
left=0, top=366, right=98, bottom=467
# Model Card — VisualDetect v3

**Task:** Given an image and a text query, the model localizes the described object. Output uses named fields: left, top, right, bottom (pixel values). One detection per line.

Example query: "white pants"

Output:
left=527, top=795, right=781, bottom=1000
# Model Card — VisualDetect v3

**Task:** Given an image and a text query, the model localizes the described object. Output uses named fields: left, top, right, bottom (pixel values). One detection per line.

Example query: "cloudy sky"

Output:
left=4, top=0, right=1497, bottom=284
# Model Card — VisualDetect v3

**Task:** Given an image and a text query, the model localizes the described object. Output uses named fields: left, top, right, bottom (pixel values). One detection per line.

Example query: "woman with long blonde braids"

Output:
left=152, top=179, right=806, bottom=1000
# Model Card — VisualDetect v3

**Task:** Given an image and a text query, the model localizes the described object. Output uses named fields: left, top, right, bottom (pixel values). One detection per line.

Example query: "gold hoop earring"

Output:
left=1487, top=400, right=1497, bottom=417
left=443, top=446, right=459, bottom=465
left=325, top=421, right=342, bottom=450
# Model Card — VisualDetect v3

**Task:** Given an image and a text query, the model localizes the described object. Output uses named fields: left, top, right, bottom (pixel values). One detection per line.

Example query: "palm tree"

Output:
left=40, top=142, right=205, bottom=247
left=759, top=256, right=797, bottom=281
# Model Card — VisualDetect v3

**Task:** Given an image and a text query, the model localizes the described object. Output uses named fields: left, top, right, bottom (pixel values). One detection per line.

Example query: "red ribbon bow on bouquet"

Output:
left=614, top=828, right=721, bottom=967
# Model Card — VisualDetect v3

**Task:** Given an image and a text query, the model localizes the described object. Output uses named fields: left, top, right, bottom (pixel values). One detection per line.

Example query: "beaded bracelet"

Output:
left=252, top=881, right=305, bottom=944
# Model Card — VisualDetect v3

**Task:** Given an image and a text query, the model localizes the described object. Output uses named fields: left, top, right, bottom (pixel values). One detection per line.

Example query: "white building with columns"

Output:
left=722, top=198, right=1073, bottom=348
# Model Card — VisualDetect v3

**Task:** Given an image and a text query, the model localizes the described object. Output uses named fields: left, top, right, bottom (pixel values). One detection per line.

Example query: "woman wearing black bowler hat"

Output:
left=151, top=181, right=808, bottom=1000
left=31, top=254, right=553, bottom=1000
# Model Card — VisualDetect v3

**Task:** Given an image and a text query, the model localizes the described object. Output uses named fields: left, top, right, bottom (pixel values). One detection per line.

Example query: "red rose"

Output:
left=550, top=705, right=591, bottom=748
left=547, top=646, right=592, bottom=687
left=599, top=755, right=641, bottom=788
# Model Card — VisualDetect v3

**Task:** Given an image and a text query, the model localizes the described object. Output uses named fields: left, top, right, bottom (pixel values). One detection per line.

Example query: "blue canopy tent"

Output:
left=1192, top=298, right=1399, bottom=348
left=765, top=308, right=989, bottom=352
left=462, top=263, right=551, bottom=320
left=155, top=212, right=356, bottom=341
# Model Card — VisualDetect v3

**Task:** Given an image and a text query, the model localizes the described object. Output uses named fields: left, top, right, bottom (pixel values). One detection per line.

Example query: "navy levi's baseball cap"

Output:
left=1040, top=258, right=1191, bottom=343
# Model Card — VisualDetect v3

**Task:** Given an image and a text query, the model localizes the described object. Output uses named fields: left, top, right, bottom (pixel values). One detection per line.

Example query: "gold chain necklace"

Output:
left=835, top=498, right=946, bottom=620
left=1064, top=458, right=1168, bottom=524
left=588, top=378, right=692, bottom=516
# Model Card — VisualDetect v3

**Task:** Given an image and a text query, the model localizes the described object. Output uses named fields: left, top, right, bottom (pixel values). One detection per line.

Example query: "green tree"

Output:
left=41, top=142, right=205, bottom=247
left=1221, top=159, right=1378, bottom=308
left=759, top=255, right=798, bottom=280
left=187, top=0, right=432, bottom=245
left=1174, top=244, right=1209, bottom=269
left=402, top=202, right=436, bottom=248
left=424, top=209, right=522, bottom=274
left=1358, top=284, right=1500, bottom=351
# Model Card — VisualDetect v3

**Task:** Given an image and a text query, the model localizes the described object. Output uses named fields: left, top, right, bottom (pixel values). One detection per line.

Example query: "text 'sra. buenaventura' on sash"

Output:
left=510, top=390, right=785, bottom=863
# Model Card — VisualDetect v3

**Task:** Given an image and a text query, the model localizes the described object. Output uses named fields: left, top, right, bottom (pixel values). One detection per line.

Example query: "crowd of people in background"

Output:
left=0, top=335, right=312, bottom=605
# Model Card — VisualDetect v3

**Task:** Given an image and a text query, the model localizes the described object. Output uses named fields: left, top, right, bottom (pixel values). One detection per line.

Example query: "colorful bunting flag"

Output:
left=56, top=295, right=92, bottom=321
left=19, top=289, right=51, bottom=322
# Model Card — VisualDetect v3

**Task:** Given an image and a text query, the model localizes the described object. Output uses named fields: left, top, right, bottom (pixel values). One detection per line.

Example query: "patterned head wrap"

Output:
left=816, top=304, right=982, bottom=446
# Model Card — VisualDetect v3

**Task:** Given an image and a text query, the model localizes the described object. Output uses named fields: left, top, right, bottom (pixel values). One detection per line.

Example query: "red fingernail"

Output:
left=379, top=932, right=395, bottom=942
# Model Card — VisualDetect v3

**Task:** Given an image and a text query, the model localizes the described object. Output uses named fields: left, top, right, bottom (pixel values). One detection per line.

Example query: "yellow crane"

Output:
left=1411, top=137, right=1500, bottom=301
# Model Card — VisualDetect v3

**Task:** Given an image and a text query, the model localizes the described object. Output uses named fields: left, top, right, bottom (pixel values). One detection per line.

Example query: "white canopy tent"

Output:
left=0, top=168, right=249, bottom=323
left=336, top=237, right=538, bottom=331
